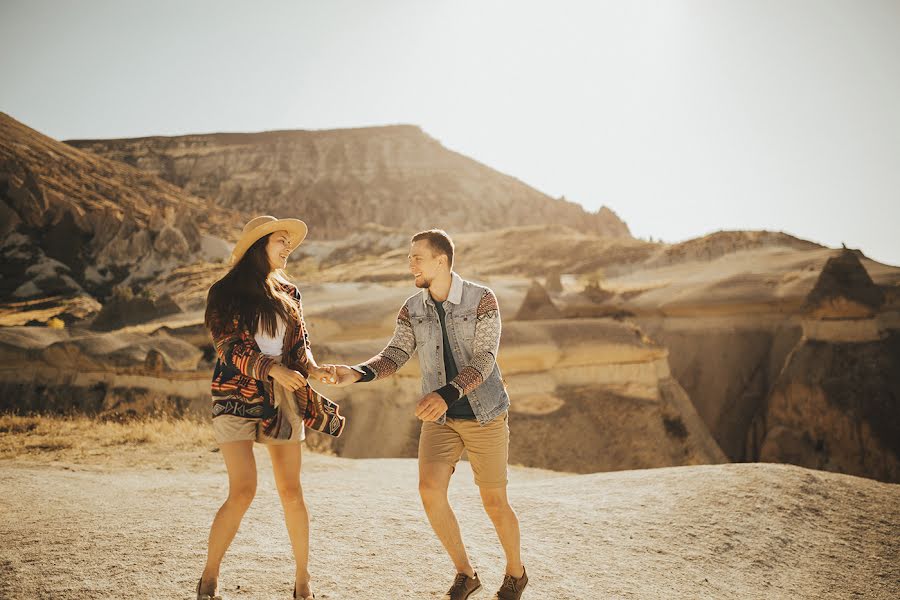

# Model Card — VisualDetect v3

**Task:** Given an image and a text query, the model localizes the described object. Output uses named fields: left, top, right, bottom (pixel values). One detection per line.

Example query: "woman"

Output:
left=199, top=215, right=333, bottom=600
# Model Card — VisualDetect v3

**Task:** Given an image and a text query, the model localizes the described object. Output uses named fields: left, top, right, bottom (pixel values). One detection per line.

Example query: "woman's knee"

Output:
left=227, top=483, right=257, bottom=508
left=277, top=484, right=305, bottom=506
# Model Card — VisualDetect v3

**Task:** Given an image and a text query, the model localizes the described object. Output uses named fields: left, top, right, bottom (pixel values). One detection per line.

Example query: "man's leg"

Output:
left=461, top=412, right=524, bottom=578
left=418, top=421, right=474, bottom=576
left=479, top=486, right=524, bottom=578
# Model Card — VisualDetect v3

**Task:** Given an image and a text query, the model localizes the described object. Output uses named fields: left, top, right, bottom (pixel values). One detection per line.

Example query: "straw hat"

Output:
left=230, top=215, right=308, bottom=266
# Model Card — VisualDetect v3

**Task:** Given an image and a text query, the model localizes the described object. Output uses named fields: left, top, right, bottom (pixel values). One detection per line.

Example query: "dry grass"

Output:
left=0, top=413, right=217, bottom=468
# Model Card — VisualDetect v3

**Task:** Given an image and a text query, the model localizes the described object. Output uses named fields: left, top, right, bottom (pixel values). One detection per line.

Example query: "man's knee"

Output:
left=418, top=464, right=452, bottom=503
left=480, top=488, right=511, bottom=518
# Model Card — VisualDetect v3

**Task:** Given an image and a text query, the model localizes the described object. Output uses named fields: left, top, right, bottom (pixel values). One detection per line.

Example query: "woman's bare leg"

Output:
left=267, top=442, right=311, bottom=598
left=200, top=441, right=257, bottom=596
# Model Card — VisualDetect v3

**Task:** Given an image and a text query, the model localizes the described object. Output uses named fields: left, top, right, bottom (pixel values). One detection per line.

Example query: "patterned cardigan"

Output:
left=206, top=281, right=310, bottom=429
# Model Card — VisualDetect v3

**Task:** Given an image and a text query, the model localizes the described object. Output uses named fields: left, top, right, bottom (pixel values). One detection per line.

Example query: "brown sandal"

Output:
left=196, top=578, right=223, bottom=600
left=293, top=582, right=315, bottom=600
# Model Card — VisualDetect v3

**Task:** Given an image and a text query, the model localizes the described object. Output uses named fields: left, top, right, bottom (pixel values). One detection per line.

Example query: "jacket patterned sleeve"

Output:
left=357, top=303, right=417, bottom=380
left=208, top=310, right=277, bottom=381
left=447, top=288, right=501, bottom=396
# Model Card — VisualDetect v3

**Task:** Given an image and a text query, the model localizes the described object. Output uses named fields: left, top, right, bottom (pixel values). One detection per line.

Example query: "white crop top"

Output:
left=254, top=315, right=286, bottom=357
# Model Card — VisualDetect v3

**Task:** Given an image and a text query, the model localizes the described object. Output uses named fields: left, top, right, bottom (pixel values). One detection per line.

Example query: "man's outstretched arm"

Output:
left=320, top=304, right=417, bottom=386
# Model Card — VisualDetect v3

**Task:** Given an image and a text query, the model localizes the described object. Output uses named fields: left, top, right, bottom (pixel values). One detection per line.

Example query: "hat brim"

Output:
left=230, top=218, right=308, bottom=266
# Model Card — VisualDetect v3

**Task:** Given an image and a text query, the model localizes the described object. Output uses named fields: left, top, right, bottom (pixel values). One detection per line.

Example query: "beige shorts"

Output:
left=211, top=413, right=305, bottom=445
left=418, top=411, right=509, bottom=488
left=212, top=382, right=305, bottom=445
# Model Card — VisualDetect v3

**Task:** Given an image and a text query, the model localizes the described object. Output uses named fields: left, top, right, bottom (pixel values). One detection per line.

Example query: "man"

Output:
left=320, top=229, right=528, bottom=600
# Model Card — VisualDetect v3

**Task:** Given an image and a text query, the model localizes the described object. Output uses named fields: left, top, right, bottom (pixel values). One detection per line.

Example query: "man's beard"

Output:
left=415, top=276, right=431, bottom=289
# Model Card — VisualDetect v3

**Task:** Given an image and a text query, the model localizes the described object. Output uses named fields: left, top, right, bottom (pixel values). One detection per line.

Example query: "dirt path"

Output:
left=1, top=448, right=898, bottom=600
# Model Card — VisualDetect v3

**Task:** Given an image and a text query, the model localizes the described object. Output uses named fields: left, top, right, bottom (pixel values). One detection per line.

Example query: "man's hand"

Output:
left=415, top=392, right=448, bottom=422
left=269, top=364, right=308, bottom=392
left=317, top=364, right=362, bottom=387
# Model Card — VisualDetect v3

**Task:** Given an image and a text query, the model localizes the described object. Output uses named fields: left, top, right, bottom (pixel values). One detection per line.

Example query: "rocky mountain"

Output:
left=67, top=125, right=631, bottom=239
left=0, top=113, right=240, bottom=321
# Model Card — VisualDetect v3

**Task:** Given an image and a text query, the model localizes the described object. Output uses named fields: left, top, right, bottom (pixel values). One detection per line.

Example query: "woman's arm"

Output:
left=208, top=310, right=308, bottom=391
left=208, top=311, right=278, bottom=381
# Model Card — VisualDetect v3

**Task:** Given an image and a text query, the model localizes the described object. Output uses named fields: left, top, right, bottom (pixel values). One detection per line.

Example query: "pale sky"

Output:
left=2, top=0, right=899, bottom=266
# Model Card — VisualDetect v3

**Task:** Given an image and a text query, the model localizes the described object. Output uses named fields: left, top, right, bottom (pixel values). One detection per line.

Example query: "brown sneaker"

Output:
left=442, top=572, right=482, bottom=600
left=492, top=566, right=528, bottom=600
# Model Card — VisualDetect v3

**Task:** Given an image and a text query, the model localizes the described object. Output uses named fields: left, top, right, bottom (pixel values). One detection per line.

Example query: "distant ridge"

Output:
left=68, top=125, right=631, bottom=240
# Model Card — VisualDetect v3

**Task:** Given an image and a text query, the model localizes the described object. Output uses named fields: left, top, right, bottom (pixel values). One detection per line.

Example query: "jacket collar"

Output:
left=422, top=271, right=463, bottom=308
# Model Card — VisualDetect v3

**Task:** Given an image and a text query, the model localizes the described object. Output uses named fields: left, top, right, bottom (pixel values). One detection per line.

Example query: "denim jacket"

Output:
left=357, top=272, right=509, bottom=425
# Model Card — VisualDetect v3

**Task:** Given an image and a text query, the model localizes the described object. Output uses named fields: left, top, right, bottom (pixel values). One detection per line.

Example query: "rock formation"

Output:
left=68, top=126, right=632, bottom=240
left=620, top=246, right=900, bottom=481
left=804, top=248, right=884, bottom=319
left=750, top=333, right=900, bottom=482
left=0, top=112, right=239, bottom=321
left=743, top=250, right=900, bottom=482
left=544, top=269, right=563, bottom=293
left=513, top=280, right=561, bottom=320
left=644, top=229, right=824, bottom=268
left=0, top=324, right=207, bottom=417
left=89, top=288, right=182, bottom=331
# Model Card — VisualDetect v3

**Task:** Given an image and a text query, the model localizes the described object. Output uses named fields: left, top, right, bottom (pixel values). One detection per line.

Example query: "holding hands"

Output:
left=313, top=364, right=447, bottom=422
left=307, top=363, right=337, bottom=385
left=270, top=363, right=339, bottom=391
left=315, top=364, right=362, bottom=386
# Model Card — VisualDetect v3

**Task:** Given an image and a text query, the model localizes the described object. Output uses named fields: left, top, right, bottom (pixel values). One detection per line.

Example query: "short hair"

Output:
left=411, top=229, right=455, bottom=268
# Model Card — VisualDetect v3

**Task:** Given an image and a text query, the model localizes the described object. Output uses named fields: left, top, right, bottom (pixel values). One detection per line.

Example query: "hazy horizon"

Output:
left=2, top=0, right=898, bottom=266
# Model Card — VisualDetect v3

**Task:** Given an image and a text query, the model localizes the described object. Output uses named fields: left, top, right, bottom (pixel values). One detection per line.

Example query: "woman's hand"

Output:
left=307, top=363, right=337, bottom=385
left=269, top=364, right=308, bottom=392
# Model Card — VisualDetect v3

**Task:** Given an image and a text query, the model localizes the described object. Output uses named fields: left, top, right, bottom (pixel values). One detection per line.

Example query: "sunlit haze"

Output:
left=2, top=0, right=898, bottom=264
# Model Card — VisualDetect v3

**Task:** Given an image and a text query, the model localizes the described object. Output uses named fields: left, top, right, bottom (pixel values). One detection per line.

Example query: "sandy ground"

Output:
left=1, top=418, right=898, bottom=600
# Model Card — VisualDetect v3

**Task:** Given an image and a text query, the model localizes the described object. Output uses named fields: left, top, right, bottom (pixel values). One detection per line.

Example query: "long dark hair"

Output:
left=204, top=234, right=299, bottom=336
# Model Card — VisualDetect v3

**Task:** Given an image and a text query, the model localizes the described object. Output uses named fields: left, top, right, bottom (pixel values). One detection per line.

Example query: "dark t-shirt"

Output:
left=434, top=301, right=476, bottom=419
